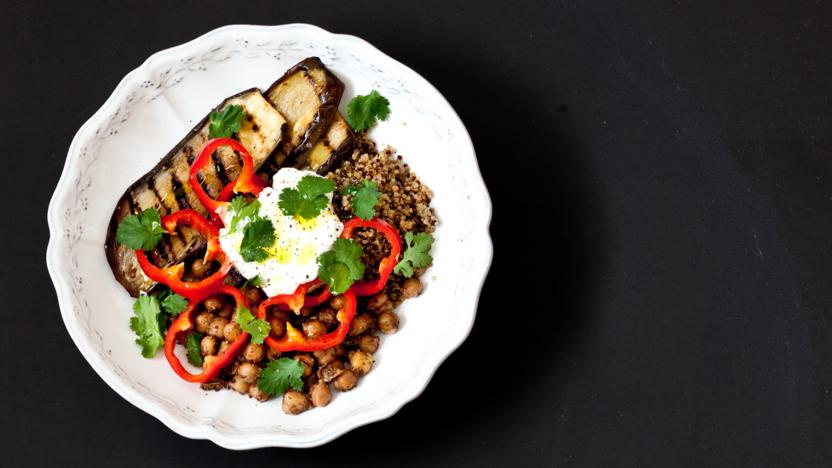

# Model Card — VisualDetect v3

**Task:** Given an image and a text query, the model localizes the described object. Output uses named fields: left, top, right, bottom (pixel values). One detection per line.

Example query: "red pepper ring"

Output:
left=341, top=218, right=403, bottom=297
left=164, top=285, right=249, bottom=383
left=257, top=288, right=357, bottom=352
left=134, top=209, right=232, bottom=301
left=270, top=279, right=332, bottom=311
left=188, top=137, right=266, bottom=224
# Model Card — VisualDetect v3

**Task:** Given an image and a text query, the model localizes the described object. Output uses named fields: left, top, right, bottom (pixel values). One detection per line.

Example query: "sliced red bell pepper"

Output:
left=135, top=209, right=232, bottom=300
left=341, top=218, right=402, bottom=297
left=256, top=288, right=357, bottom=352
left=164, top=285, right=249, bottom=383
left=188, top=137, right=265, bottom=225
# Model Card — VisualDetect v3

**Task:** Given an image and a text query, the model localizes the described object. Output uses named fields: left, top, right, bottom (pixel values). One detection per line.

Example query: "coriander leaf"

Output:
left=209, top=104, right=245, bottom=138
left=257, top=357, right=305, bottom=396
left=341, top=180, right=380, bottom=220
left=186, top=332, right=204, bottom=367
left=116, top=208, right=165, bottom=250
left=239, top=216, right=275, bottom=262
left=346, top=90, right=391, bottom=132
left=130, top=295, right=165, bottom=358
left=244, top=275, right=263, bottom=288
left=278, top=175, right=335, bottom=219
left=227, top=195, right=261, bottom=234
left=161, top=292, right=188, bottom=315
left=317, top=238, right=365, bottom=294
left=235, top=305, right=270, bottom=345
left=394, top=232, right=435, bottom=277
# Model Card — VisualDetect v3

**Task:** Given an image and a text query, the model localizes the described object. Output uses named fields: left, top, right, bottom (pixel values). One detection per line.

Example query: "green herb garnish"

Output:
left=341, top=180, right=381, bottom=220
left=235, top=305, right=270, bottom=345
left=116, top=208, right=165, bottom=250
left=130, top=295, right=165, bottom=358
left=393, top=232, right=434, bottom=277
left=346, top=90, right=390, bottom=132
left=209, top=104, right=245, bottom=138
left=317, top=238, right=365, bottom=294
left=278, top=175, right=335, bottom=219
left=239, top=216, right=275, bottom=262
left=257, top=357, right=305, bottom=396
left=186, top=332, right=204, bottom=367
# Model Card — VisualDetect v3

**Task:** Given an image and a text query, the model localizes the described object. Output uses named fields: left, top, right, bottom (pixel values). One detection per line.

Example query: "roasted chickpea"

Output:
left=303, top=320, right=327, bottom=338
left=329, top=295, right=346, bottom=310
left=313, top=347, right=337, bottom=367
left=217, top=302, right=234, bottom=319
left=332, top=369, right=358, bottom=391
left=243, top=343, right=264, bottom=362
left=208, top=317, right=229, bottom=338
left=401, top=278, right=423, bottom=298
left=237, top=362, right=260, bottom=384
left=300, top=307, right=314, bottom=317
left=228, top=376, right=250, bottom=394
left=309, top=381, right=332, bottom=407
left=243, top=286, right=264, bottom=306
left=349, top=314, right=375, bottom=336
left=190, top=258, right=212, bottom=279
left=223, top=321, right=242, bottom=342
left=195, top=312, right=213, bottom=334
left=203, top=296, right=224, bottom=313
left=334, top=344, right=347, bottom=357
left=319, top=360, right=345, bottom=383
left=218, top=340, right=230, bottom=355
left=249, top=384, right=269, bottom=402
left=349, top=350, right=374, bottom=376
left=317, top=308, right=337, bottom=326
left=266, top=346, right=281, bottom=361
left=377, top=311, right=399, bottom=334
left=295, top=354, right=314, bottom=377
left=271, top=309, right=290, bottom=321
left=270, top=318, right=285, bottom=338
left=200, top=335, right=218, bottom=356
left=367, top=293, right=391, bottom=313
left=358, top=335, right=380, bottom=354
left=282, top=391, right=311, bottom=414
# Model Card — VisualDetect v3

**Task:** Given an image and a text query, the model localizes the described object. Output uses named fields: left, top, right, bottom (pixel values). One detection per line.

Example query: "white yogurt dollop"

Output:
left=218, top=168, right=343, bottom=297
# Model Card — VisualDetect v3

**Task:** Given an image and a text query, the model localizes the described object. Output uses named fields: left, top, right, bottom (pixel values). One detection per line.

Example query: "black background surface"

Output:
left=4, top=0, right=832, bottom=466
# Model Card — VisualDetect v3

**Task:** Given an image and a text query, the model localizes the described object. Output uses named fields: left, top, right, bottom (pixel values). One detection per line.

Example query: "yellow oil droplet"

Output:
left=296, top=215, right=319, bottom=231
left=297, top=243, right=317, bottom=265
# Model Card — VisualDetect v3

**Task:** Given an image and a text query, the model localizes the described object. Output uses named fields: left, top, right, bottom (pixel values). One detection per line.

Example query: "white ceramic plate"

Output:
left=46, top=24, right=491, bottom=449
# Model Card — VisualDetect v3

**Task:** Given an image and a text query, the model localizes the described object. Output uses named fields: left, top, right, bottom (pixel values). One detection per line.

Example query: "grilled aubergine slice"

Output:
left=296, top=112, right=354, bottom=174
left=262, top=57, right=344, bottom=172
left=105, top=89, right=287, bottom=296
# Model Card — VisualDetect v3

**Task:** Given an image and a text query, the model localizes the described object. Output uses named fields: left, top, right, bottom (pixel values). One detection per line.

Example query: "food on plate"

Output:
left=105, top=57, right=437, bottom=414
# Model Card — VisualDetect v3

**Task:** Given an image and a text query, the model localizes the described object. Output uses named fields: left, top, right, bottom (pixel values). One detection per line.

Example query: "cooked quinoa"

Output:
left=329, top=138, right=438, bottom=304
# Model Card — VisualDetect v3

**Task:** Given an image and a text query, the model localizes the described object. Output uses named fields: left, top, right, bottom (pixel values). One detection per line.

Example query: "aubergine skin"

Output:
left=297, top=112, right=354, bottom=174
left=104, top=89, right=286, bottom=297
left=263, top=57, right=345, bottom=171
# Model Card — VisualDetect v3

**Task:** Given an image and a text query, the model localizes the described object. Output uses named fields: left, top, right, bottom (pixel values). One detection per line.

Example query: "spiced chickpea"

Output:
left=349, top=350, right=374, bottom=376
left=217, top=302, right=234, bottom=319
left=228, top=376, right=250, bottom=394
left=313, top=347, right=337, bottom=367
left=303, top=320, right=327, bottom=338
left=319, top=360, right=345, bottom=383
left=236, top=362, right=260, bottom=384
left=349, top=314, right=375, bottom=336
left=218, top=340, right=230, bottom=355
left=270, top=318, right=285, bottom=338
left=223, top=321, right=242, bottom=342
left=367, top=293, right=391, bottom=313
left=243, top=286, right=264, bottom=307
left=358, top=335, right=380, bottom=354
left=332, top=369, right=358, bottom=391
left=203, top=296, right=223, bottom=313
left=190, top=258, right=212, bottom=279
left=329, top=294, right=346, bottom=310
left=248, top=384, right=269, bottom=402
left=194, top=312, right=213, bottom=334
left=377, top=311, right=399, bottom=334
left=401, top=278, right=423, bottom=298
left=309, top=381, right=332, bottom=407
left=282, top=391, right=311, bottom=414
left=266, top=346, right=281, bottom=361
left=208, top=317, right=229, bottom=338
left=317, top=308, right=337, bottom=326
left=295, top=354, right=314, bottom=377
left=243, top=343, right=264, bottom=362
left=200, top=335, right=218, bottom=356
